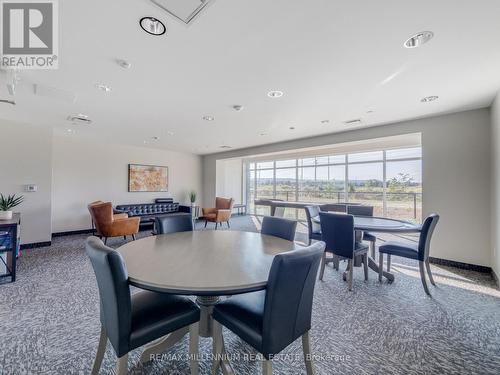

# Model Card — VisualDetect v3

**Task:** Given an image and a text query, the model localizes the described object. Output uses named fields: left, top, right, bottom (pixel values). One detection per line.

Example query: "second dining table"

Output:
left=312, top=215, right=421, bottom=282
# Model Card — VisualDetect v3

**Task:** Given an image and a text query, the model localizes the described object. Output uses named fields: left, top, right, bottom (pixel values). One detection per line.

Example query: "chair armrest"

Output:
left=105, top=217, right=140, bottom=236
left=216, top=209, right=232, bottom=222
left=202, top=207, right=217, bottom=216
left=178, top=205, right=192, bottom=213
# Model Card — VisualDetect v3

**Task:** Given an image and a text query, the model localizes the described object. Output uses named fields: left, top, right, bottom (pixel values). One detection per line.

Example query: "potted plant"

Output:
left=189, top=191, right=197, bottom=207
left=0, top=194, right=24, bottom=220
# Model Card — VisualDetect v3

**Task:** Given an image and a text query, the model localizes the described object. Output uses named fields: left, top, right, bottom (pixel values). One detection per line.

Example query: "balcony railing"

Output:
left=250, top=190, right=422, bottom=221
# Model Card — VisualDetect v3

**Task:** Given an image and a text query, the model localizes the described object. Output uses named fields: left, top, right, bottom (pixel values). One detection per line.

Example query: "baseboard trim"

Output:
left=429, top=257, right=491, bottom=274
left=20, top=241, right=52, bottom=250
left=492, top=269, right=499, bottom=288
left=52, top=229, right=94, bottom=237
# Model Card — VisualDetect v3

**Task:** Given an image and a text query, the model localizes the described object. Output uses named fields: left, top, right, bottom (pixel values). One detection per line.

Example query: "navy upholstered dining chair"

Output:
left=378, top=214, right=440, bottom=295
left=347, top=205, right=377, bottom=258
left=304, top=205, right=322, bottom=245
left=85, top=237, right=200, bottom=375
left=261, top=216, right=297, bottom=241
left=155, top=214, right=193, bottom=235
left=211, top=241, right=325, bottom=375
left=318, top=212, right=369, bottom=290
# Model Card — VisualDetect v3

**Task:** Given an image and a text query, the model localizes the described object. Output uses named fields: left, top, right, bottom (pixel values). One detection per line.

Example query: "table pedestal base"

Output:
left=196, top=295, right=220, bottom=338
left=139, top=326, right=189, bottom=363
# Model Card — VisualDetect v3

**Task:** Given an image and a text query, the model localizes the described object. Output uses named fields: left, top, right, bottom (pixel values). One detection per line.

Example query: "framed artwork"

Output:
left=128, top=164, right=168, bottom=192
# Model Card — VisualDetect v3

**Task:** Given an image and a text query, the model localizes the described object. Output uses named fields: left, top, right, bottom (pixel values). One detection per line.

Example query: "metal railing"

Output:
left=252, top=190, right=422, bottom=220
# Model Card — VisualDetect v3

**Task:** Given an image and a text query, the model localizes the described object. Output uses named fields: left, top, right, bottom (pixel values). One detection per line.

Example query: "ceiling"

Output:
left=1, top=0, right=500, bottom=155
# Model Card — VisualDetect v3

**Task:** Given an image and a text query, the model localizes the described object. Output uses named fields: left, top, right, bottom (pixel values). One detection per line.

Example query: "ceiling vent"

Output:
left=34, top=84, right=77, bottom=103
left=151, top=0, right=215, bottom=25
left=344, top=119, right=362, bottom=125
left=67, top=114, right=92, bottom=125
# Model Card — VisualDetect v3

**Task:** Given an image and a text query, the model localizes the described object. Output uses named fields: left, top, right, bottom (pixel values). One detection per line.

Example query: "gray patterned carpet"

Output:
left=1, top=216, right=500, bottom=375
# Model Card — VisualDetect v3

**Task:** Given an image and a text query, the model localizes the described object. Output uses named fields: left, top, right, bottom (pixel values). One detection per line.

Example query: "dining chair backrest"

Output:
left=85, top=236, right=131, bottom=357
left=418, top=213, right=440, bottom=261
left=347, top=205, right=374, bottom=217
left=262, top=241, right=325, bottom=355
left=318, top=211, right=355, bottom=259
left=261, top=216, right=297, bottom=241
left=304, top=205, right=321, bottom=237
left=319, top=203, right=347, bottom=213
left=155, top=215, right=193, bottom=235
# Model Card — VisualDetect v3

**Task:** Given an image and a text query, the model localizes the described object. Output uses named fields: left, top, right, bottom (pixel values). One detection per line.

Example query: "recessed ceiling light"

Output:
left=267, top=90, right=284, bottom=98
left=321, top=120, right=329, bottom=124
left=116, top=59, right=131, bottom=69
left=289, top=126, right=295, bottom=130
left=421, top=95, right=439, bottom=102
left=404, top=31, right=434, bottom=48
left=167, top=131, right=174, bottom=136
left=151, top=136, right=160, bottom=141
left=232, top=105, right=244, bottom=111
left=95, top=83, right=111, bottom=92
left=66, top=128, right=74, bottom=133
left=140, top=17, right=166, bottom=36
left=203, top=115, right=214, bottom=121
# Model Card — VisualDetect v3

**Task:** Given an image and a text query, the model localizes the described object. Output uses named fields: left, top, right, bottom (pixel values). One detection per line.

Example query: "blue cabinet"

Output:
left=0, top=213, right=20, bottom=282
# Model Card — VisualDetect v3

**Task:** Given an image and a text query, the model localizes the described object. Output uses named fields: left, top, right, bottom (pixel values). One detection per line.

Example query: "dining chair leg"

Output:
left=215, top=222, right=218, bottom=230
left=227, top=221, right=230, bottom=228
left=425, top=259, right=436, bottom=286
left=378, top=253, right=384, bottom=282
left=104, top=237, right=108, bottom=245
left=302, top=331, right=316, bottom=375
left=205, top=220, right=208, bottom=228
left=132, top=234, right=136, bottom=241
left=189, top=322, right=199, bottom=375
left=116, top=353, right=128, bottom=375
left=318, top=252, right=327, bottom=281
left=123, top=235, right=126, bottom=240
left=262, top=359, right=273, bottom=375
left=347, top=259, right=353, bottom=291
left=370, top=241, right=376, bottom=259
left=90, top=325, right=107, bottom=375
left=333, top=255, right=339, bottom=271
left=212, top=320, right=223, bottom=374
left=387, top=254, right=391, bottom=272
left=363, top=254, right=368, bottom=281
left=419, top=261, right=431, bottom=296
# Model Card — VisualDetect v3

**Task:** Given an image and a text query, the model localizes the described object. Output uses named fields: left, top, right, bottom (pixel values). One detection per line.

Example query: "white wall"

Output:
left=203, top=109, right=492, bottom=267
left=491, top=93, right=500, bottom=278
left=0, top=121, right=52, bottom=244
left=52, top=136, right=202, bottom=233
left=216, top=159, right=244, bottom=204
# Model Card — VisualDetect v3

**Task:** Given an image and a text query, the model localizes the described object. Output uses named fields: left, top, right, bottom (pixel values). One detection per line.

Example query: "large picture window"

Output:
left=246, top=146, right=422, bottom=222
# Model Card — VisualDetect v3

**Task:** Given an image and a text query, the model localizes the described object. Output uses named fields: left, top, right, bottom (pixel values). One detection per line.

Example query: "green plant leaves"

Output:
left=0, top=194, right=24, bottom=211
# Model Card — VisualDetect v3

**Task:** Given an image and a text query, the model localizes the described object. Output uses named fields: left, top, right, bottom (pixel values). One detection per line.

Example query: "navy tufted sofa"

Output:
left=115, top=198, right=191, bottom=224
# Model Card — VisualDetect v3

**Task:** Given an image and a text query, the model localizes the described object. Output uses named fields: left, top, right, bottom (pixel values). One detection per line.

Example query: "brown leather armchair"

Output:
left=88, top=202, right=140, bottom=244
left=202, top=197, right=234, bottom=229
left=88, top=201, right=128, bottom=235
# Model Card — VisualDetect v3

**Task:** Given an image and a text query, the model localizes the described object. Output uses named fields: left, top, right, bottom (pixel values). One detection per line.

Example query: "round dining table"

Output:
left=118, top=230, right=298, bottom=364
left=312, top=215, right=421, bottom=282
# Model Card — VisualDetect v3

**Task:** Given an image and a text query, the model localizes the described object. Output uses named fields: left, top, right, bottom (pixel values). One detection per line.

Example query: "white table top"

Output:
left=118, top=231, right=298, bottom=296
